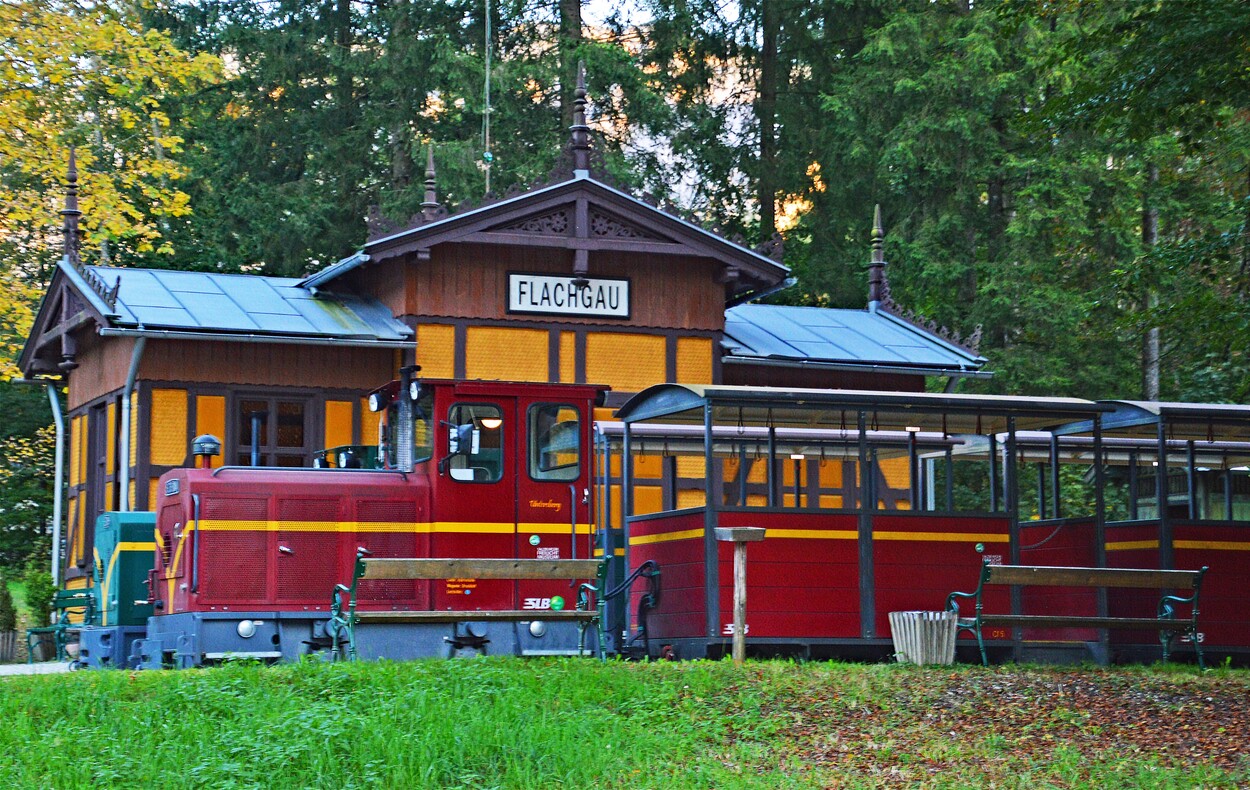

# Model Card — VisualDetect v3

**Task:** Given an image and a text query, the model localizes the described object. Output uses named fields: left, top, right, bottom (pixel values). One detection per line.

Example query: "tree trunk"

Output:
left=560, top=0, right=582, bottom=131
left=1143, top=163, right=1160, bottom=400
left=758, top=0, right=780, bottom=241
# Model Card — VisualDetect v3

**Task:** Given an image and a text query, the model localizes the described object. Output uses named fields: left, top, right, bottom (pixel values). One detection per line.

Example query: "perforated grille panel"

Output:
left=276, top=498, right=340, bottom=602
left=356, top=500, right=420, bottom=604
left=277, top=531, right=339, bottom=602
left=200, top=497, right=269, bottom=603
left=278, top=498, right=339, bottom=524
left=200, top=531, right=268, bottom=602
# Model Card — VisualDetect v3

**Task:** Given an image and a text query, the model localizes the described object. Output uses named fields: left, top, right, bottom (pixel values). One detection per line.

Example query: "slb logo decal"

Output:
left=523, top=595, right=566, bottom=610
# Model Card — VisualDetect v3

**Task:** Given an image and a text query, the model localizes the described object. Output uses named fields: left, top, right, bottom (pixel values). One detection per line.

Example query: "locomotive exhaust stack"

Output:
left=191, top=434, right=221, bottom=469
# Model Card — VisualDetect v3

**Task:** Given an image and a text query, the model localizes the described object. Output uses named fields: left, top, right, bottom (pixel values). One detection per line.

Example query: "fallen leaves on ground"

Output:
left=777, top=667, right=1249, bottom=786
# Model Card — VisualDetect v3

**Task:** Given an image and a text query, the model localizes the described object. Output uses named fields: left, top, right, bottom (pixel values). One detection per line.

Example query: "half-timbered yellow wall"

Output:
left=416, top=323, right=455, bottom=378
left=676, top=337, right=713, bottom=384
left=150, top=389, right=189, bottom=467
left=465, top=327, right=547, bottom=381
left=325, top=400, right=354, bottom=450
left=586, top=333, right=666, bottom=392
left=416, top=323, right=718, bottom=395
left=195, top=395, right=226, bottom=470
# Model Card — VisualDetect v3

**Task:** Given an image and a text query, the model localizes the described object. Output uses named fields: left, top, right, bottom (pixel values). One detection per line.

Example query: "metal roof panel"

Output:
left=180, top=293, right=258, bottom=330
left=723, top=304, right=985, bottom=370
left=88, top=265, right=412, bottom=343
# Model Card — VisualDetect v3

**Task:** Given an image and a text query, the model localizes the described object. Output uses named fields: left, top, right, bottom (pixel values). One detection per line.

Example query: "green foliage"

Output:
left=145, top=0, right=676, bottom=276
left=4, top=0, right=1249, bottom=407
left=0, top=421, right=55, bottom=572
left=0, top=574, right=16, bottom=631
left=21, top=560, right=55, bottom=629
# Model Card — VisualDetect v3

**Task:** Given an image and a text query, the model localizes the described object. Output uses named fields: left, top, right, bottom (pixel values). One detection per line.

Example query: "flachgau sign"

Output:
left=507, top=273, right=630, bottom=319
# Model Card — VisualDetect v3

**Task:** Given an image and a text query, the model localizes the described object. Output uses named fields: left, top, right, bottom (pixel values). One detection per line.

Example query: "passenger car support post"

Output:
left=714, top=527, right=765, bottom=665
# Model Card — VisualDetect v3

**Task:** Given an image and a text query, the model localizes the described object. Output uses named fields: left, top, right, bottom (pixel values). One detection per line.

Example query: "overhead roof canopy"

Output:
left=1056, top=400, right=1250, bottom=442
left=722, top=303, right=987, bottom=377
left=616, top=383, right=1107, bottom=435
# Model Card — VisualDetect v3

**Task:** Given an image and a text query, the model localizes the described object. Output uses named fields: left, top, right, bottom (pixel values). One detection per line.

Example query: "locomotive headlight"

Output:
left=528, top=621, right=547, bottom=638
left=368, top=392, right=385, bottom=412
left=408, top=379, right=421, bottom=401
left=237, top=620, right=257, bottom=639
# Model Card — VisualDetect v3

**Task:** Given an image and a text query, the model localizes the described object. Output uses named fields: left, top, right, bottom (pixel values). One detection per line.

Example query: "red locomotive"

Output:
left=130, top=376, right=605, bottom=667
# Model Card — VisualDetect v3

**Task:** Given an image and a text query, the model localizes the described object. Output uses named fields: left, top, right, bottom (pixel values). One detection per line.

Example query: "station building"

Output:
left=19, top=90, right=986, bottom=582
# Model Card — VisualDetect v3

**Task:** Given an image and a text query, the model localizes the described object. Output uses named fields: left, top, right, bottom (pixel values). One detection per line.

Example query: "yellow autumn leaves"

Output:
left=0, top=1, right=222, bottom=377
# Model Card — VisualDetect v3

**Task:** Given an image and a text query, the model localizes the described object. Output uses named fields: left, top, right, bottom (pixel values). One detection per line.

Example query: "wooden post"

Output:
left=714, top=527, right=765, bottom=665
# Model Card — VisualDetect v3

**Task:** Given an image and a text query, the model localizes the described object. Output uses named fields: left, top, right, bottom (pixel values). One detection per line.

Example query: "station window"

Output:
left=447, top=403, right=504, bottom=483
left=529, top=404, right=580, bottom=481
left=236, top=397, right=311, bottom=467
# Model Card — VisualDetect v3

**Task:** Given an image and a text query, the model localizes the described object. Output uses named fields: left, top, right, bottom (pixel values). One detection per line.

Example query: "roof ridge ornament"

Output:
left=60, top=148, right=118, bottom=311
left=421, top=145, right=442, bottom=221
left=61, top=147, right=82, bottom=265
left=868, top=205, right=981, bottom=354
left=570, top=61, right=590, bottom=175
left=867, top=204, right=887, bottom=311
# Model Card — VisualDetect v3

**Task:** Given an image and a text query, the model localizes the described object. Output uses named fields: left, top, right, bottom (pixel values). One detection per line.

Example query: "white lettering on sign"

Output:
left=524, top=597, right=553, bottom=610
left=722, top=623, right=750, bottom=636
left=536, top=547, right=560, bottom=560
left=508, top=274, right=630, bottom=319
left=982, top=555, right=1003, bottom=566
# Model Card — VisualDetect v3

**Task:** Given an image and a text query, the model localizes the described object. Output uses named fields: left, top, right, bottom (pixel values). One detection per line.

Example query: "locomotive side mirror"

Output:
left=448, top=423, right=478, bottom=455
left=438, top=421, right=478, bottom=475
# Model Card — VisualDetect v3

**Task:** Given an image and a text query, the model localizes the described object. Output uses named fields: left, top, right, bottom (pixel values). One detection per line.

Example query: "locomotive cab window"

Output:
left=412, top=388, right=434, bottom=464
left=529, top=404, right=580, bottom=481
left=446, top=403, right=503, bottom=483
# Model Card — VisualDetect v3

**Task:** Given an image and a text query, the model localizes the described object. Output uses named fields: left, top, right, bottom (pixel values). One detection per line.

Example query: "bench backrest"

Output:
left=52, top=590, right=94, bottom=609
left=984, top=564, right=1205, bottom=589
left=361, top=558, right=603, bottom=581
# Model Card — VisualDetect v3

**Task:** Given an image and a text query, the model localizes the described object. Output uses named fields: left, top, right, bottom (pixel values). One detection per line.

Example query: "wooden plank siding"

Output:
left=68, top=332, right=135, bottom=410
left=350, top=244, right=727, bottom=332
left=139, top=339, right=397, bottom=389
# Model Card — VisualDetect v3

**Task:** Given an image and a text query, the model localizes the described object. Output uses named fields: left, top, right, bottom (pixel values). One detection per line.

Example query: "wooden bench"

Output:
left=946, top=562, right=1208, bottom=668
left=328, top=550, right=607, bottom=660
left=26, top=589, right=97, bottom=664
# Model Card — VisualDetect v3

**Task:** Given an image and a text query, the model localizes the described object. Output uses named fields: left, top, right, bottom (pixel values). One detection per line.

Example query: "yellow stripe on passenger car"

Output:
left=1106, top=540, right=1159, bottom=551
left=873, top=531, right=1008, bottom=543
left=1175, top=539, right=1250, bottom=551
left=628, top=529, right=1004, bottom=546
left=766, top=529, right=858, bottom=540
left=630, top=528, right=704, bottom=546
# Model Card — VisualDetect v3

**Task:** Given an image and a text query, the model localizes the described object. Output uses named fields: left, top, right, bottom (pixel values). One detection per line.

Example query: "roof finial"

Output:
left=61, top=147, right=82, bottom=264
left=868, top=204, right=887, bottom=311
left=570, top=61, right=590, bottom=175
left=421, top=145, right=441, bottom=221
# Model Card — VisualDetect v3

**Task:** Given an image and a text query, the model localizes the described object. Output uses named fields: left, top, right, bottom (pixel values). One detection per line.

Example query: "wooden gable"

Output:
left=19, top=260, right=116, bottom=378
left=357, top=177, right=786, bottom=292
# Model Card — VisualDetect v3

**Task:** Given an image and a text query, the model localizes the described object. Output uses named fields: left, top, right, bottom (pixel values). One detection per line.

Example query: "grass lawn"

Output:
left=7, top=578, right=27, bottom=617
left=2, top=659, right=1246, bottom=788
